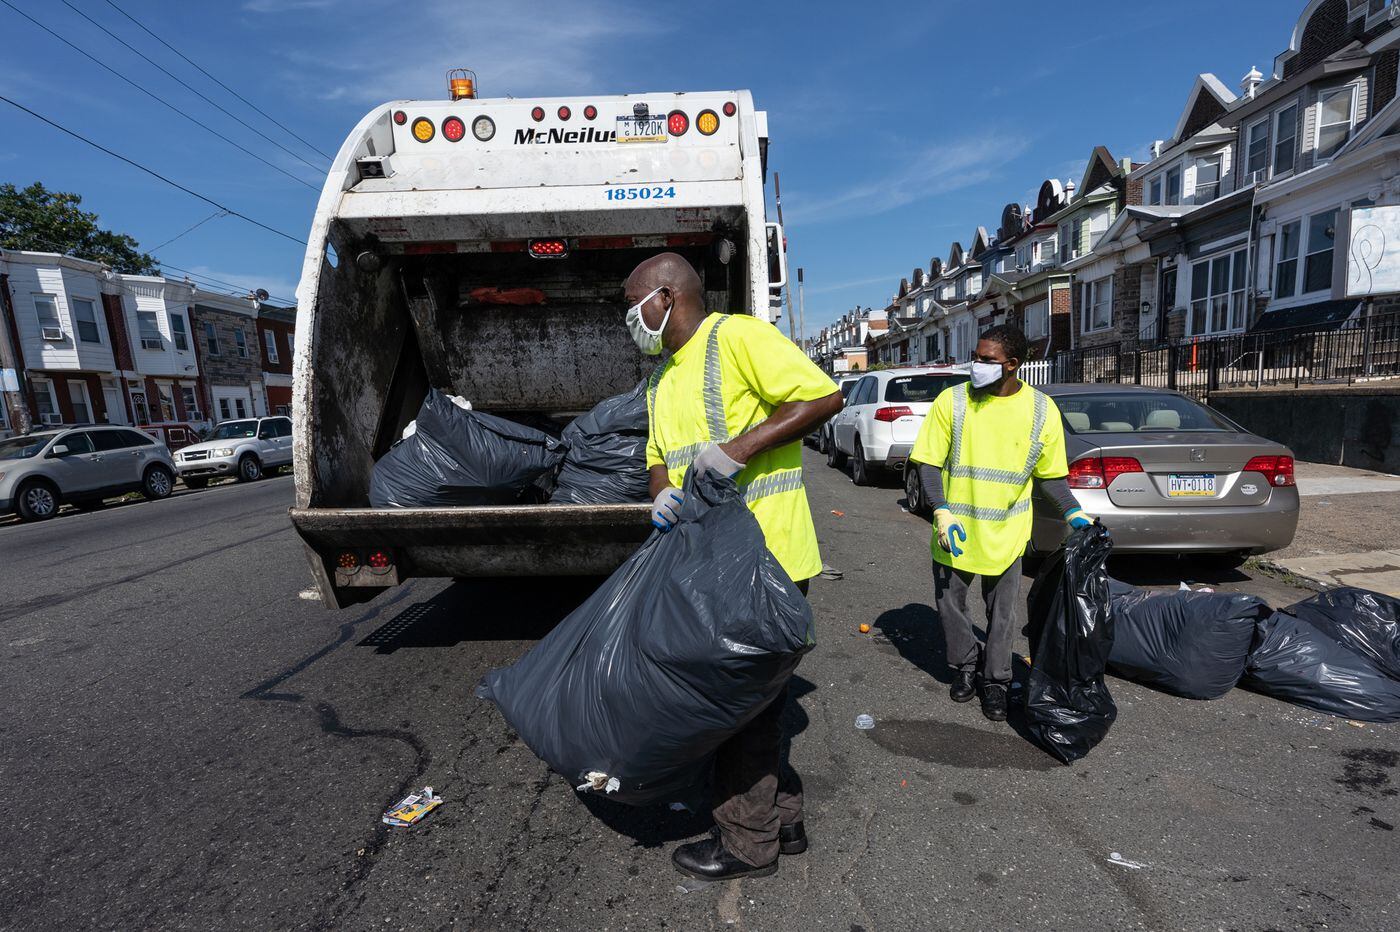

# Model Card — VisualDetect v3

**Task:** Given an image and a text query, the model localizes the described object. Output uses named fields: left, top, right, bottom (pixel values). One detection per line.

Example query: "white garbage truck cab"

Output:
left=290, top=85, right=786, bottom=606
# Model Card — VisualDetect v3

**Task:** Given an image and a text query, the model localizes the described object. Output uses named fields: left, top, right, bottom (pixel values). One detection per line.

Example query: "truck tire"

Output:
left=142, top=465, right=175, bottom=500
left=15, top=479, right=60, bottom=522
left=237, top=455, right=262, bottom=482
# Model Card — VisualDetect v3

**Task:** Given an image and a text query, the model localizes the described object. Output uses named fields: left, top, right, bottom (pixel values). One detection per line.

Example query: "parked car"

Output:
left=174, top=416, right=294, bottom=487
left=904, top=384, right=1300, bottom=565
left=0, top=426, right=176, bottom=522
left=808, top=376, right=861, bottom=453
left=828, top=367, right=969, bottom=485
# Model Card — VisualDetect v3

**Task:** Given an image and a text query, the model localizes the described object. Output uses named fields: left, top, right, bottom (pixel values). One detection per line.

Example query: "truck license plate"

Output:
left=1168, top=474, right=1216, bottom=497
left=616, top=116, right=667, bottom=143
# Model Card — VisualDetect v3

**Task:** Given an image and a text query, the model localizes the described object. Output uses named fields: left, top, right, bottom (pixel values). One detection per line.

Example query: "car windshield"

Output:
left=209, top=420, right=259, bottom=440
left=1056, top=392, right=1236, bottom=433
left=0, top=434, right=57, bottom=459
left=885, top=374, right=969, bottom=403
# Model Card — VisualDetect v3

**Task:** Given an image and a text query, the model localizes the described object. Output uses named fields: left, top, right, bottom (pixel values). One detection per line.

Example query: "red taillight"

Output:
left=557, top=105, right=571, bottom=121
left=367, top=549, right=392, bottom=570
left=583, top=104, right=597, bottom=120
left=337, top=550, right=360, bottom=570
left=1244, top=455, right=1295, bottom=487
left=441, top=116, right=465, bottom=142
left=527, top=238, right=569, bottom=258
left=722, top=101, right=736, bottom=117
left=873, top=406, right=913, bottom=422
left=667, top=109, right=689, bottom=136
left=392, top=110, right=407, bottom=125
left=531, top=106, right=545, bottom=122
left=1068, top=455, right=1143, bottom=489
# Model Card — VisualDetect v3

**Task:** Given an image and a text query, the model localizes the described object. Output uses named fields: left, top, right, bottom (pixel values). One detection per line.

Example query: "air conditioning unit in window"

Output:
left=41, top=326, right=64, bottom=341
left=41, top=413, right=63, bottom=425
left=141, top=338, right=163, bottom=350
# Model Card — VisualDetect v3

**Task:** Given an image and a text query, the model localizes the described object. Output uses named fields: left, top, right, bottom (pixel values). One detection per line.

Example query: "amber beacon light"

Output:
left=447, top=68, right=477, bottom=100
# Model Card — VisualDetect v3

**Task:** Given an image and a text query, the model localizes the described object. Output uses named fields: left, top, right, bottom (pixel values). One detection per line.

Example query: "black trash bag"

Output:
left=551, top=380, right=651, bottom=505
left=477, top=469, right=815, bottom=805
left=1107, top=580, right=1269, bottom=700
left=1024, top=523, right=1116, bottom=764
left=369, top=389, right=564, bottom=507
left=1242, top=587, right=1400, bottom=723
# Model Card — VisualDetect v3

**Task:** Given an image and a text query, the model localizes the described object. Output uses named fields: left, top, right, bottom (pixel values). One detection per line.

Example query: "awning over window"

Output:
left=1248, top=299, right=1359, bottom=333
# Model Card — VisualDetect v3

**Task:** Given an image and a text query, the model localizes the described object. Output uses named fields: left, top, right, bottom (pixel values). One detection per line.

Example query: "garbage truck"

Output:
left=290, top=78, right=787, bottom=607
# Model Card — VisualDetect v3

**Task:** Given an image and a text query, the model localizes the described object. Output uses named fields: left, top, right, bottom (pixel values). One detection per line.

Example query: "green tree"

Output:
left=0, top=182, right=158, bottom=275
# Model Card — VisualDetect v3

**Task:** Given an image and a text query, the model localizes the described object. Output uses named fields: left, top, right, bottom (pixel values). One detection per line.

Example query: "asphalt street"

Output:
left=2, top=455, right=1397, bottom=931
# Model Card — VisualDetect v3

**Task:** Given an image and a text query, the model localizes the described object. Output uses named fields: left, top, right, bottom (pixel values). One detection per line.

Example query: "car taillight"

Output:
left=441, top=116, right=465, bottom=142
left=873, top=406, right=913, bottom=422
left=527, top=238, right=569, bottom=258
left=667, top=109, right=689, bottom=136
left=1244, top=455, right=1295, bottom=487
left=1068, top=455, right=1143, bottom=489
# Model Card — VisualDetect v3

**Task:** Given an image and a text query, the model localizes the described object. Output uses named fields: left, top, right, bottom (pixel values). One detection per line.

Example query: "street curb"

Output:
left=1253, top=558, right=1329, bottom=593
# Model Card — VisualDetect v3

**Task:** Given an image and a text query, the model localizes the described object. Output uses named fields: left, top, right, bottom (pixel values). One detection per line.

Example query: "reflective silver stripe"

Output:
left=646, top=365, right=664, bottom=418
left=946, top=387, right=1050, bottom=487
left=741, top=468, right=804, bottom=504
left=664, top=442, right=707, bottom=472
left=945, top=498, right=1032, bottom=522
left=947, top=384, right=968, bottom=472
left=703, top=315, right=732, bottom=442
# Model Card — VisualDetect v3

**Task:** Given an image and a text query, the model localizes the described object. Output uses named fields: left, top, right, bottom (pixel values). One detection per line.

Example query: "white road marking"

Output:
left=298, top=589, right=321, bottom=601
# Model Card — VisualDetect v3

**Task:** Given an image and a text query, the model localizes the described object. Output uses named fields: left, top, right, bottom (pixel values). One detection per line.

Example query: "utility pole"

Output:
left=797, top=267, right=807, bottom=353
left=773, top=172, right=796, bottom=342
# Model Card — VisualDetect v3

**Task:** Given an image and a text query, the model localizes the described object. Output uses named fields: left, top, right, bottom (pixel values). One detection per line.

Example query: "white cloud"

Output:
left=243, top=0, right=336, bottom=12
left=804, top=273, right=905, bottom=297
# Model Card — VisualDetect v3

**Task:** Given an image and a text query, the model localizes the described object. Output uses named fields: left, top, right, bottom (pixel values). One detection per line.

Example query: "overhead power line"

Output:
left=0, top=0, right=317, bottom=191
left=148, top=209, right=230, bottom=252
left=101, top=0, right=335, bottom=162
left=161, top=262, right=297, bottom=306
left=59, top=0, right=326, bottom=175
left=0, top=93, right=309, bottom=246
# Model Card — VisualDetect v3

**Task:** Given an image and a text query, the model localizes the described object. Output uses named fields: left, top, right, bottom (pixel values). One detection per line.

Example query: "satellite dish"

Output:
left=254, top=289, right=270, bottom=302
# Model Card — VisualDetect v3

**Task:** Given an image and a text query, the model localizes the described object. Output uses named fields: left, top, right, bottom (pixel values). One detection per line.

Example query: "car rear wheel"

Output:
left=237, top=455, right=262, bottom=482
left=15, top=480, right=59, bottom=522
left=183, top=477, right=209, bottom=489
left=142, top=465, right=175, bottom=500
left=827, top=437, right=847, bottom=469
left=904, top=463, right=929, bottom=516
left=852, top=438, right=872, bottom=486
left=816, top=427, right=828, bottom=455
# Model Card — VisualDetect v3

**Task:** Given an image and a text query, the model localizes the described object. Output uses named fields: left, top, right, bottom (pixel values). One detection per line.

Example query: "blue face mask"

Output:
left=625, top=286, right=671, bottom=355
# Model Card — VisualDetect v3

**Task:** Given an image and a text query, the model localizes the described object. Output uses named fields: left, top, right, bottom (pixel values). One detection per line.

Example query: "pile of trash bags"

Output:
left=369, top=384, right=652, bottom=508
left=477, top=469, right=814, bottom=804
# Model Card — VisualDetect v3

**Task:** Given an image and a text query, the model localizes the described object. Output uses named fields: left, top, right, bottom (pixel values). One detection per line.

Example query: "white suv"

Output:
left=826, top=367, right=969, bottom=485
left=174, top=416, right=294, bottom=487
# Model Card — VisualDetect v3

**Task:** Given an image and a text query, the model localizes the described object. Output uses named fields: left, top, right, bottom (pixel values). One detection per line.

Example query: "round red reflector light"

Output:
left=558, top=106, right=571, bottom=120
left=667, top=110, right=689, bottom=136
left=583, top=105, right=597, bottom=120
left=393, top=110, right=407, bottom=125
left=368, top=550, right=391, bottom=569
left=442, top=116, right=465, bottom=142
left=531, top=106, right=545, bottom=122
left=722, top=101, right=736, bottom=117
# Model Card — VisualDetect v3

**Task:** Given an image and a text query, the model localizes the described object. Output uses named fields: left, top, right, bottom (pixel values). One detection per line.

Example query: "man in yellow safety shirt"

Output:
left=623, top=252, right=843, bottom=882
left=908, top=325, right=1093, bottom=722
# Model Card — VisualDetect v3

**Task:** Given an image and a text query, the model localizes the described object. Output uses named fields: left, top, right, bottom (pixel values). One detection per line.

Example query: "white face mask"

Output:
left=970, top=361, right=1005, bottom=389
left=625, top=286, right=671, bottom=356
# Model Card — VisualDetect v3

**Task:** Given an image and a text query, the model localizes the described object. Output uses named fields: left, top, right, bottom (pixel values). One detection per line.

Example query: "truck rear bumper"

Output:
left=290, top=503, right=653, bottom=608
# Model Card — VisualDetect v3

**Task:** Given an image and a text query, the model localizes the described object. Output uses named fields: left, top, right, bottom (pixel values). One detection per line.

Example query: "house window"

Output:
left=34, top=295, right=63, bottom=340
left=1059, top=223, right=1073, bottom=263
left=136, top=311, right=163, bottom=350
left=1189, top=249, right=1248, bottom=335
left=204, top=321, right=220, bottom=355
left=262, top=328, right=280, bottom=364
left=235, top=328, right=249, bottom=358
left=1273, top=103, right=1299, bottom=174
left=1246, top=119, right=1270, bottom=179
left=73, top=298, right=101, bottom=344
left=1083, top=278, right=1113, bottom=332
left=169, top=313, right=189, bottom=351
left=1275, top=221, right=1301, bottom=299
left=1303, top=209, right=1338, bottom=294
left=1317, top=86, right=1357, bottom=160
left=1149, top=176, right=1163, bottom=206
left=285, top=332, right=294, bottom=359
left=235, top=397, right=248, bottom=418
left=180, top=386, right=199, bottom=420
left=925, top=334, right=938, bottom=359
left=1025, top=300, right=1049, bottom=339
left=1089, top=210, right=1109, bottom=248
left=1164, top=166, right=1182, bottom=205
left=218, top=397, right=232, bottom=421
left=67, top=381, right=92, bottom=424
left=276, top=405, right=291, bottom=417
left=1194, top=155, right=1221, bottom=204
left=33, top=378, right=58, bottom=422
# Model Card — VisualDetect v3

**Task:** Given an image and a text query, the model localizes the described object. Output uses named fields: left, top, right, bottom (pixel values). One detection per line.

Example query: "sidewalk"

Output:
left=1259, top=462, right=1400, bottom=597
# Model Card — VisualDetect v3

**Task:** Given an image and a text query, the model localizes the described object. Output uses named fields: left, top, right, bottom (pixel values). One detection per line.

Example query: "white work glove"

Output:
left=692, top=443, right=744, bottom=479
left=651, top=487, right=685, bottom=532
left=933, top=507, right=966, bottom=555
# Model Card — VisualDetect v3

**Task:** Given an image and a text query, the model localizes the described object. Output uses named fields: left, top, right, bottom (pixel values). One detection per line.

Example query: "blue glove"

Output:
left=651, top=487, right=685, bottom=532
left=1066, top=508, right=1093, bottom=530
left=692, top=443, right=744, bottom=479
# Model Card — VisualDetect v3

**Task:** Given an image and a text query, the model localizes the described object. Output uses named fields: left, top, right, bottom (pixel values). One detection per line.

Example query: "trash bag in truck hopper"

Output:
left=369, top=389, right=564, bottom=507
left=1107, top=580, right=1269, bottom=700
left=1242, top=587, right=1400, bottom=723
left=477, top=469, right=815, bottom=805
left=550, top=380, right=651, bottom=506
left=1024, top=523, right=1116, bottom=764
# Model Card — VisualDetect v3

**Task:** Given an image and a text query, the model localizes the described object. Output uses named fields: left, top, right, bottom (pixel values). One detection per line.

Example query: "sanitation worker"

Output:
left=908, top=324, right=1092, bottom=722
left=623, top=252, right=842, bottom=882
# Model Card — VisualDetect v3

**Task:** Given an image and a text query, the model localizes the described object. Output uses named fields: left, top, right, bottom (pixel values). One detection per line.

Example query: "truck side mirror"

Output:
left=765, top=222, right=787, bottom=290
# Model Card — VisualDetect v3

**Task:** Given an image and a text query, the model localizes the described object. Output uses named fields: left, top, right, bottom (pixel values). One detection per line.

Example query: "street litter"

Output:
left=478, top=470, right=814, bottom=805
left=1024, top=523, right=1116, bottom=764
left=370, top=389, right=564, bottom=507
left=855, top=714, right=875, bottom=729
left=831, top=510, right=845, bottom=517
left=1107, top=852, right=1146, bottom=870
left=858, top=623, right=871, bottom=634
left=549, top=380, right=651, bottom=505
left=382, top=787, right=442, bottom=826
left=820, top=564, right=844, bottom=580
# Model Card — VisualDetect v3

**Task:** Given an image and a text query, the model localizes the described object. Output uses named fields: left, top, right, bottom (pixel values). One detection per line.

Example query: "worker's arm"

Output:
left=648, top=464, right=672, bottom=499
left=919, top=462, right=947, bottom=509
left=718, top=392, right=844, bottom=465
left=1035, top=476, right=1092, bottom=527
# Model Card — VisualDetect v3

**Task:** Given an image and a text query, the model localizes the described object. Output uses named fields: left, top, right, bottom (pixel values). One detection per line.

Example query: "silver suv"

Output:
left=0, top=426, right=177, bottom=522
left=174, top=416, right=294, bottom=487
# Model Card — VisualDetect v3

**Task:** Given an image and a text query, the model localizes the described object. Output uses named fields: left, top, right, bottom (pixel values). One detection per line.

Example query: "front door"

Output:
left=102, top=379, right=127, bottom=425
left=1156, top=266, right=1177, bottom=343
left=49, top=432, right=107, bottom=494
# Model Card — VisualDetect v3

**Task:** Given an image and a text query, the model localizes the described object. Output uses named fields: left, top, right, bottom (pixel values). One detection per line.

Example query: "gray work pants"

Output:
left=933, top=559, right=1023, bottom=685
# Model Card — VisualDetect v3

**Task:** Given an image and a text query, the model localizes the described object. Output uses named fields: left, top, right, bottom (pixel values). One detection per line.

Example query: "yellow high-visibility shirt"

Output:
left=646, top=313, right=836, bottom=582
left=909, top=381, right=1068, bottom=576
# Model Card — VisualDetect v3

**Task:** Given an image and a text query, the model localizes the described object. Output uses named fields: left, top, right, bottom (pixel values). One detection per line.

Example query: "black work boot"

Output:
left=672, top=835, right=778, bottom=881
left=980, top=683, right=1009, bottom=722
left=949, top=669, right=977, bottom=703
left=779, top=821, right=808, bottom=855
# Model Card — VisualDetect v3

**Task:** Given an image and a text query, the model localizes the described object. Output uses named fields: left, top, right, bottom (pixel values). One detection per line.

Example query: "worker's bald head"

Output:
left=624, top=252, right=702, bottom=306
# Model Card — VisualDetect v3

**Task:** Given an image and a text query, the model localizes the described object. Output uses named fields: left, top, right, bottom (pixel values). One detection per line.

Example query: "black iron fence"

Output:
left=1036, top=309, right=1400, bottom=401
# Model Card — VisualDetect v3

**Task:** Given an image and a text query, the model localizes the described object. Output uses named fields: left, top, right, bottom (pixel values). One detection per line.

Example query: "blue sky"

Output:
left=1, top=0, right=1298, bottom=327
